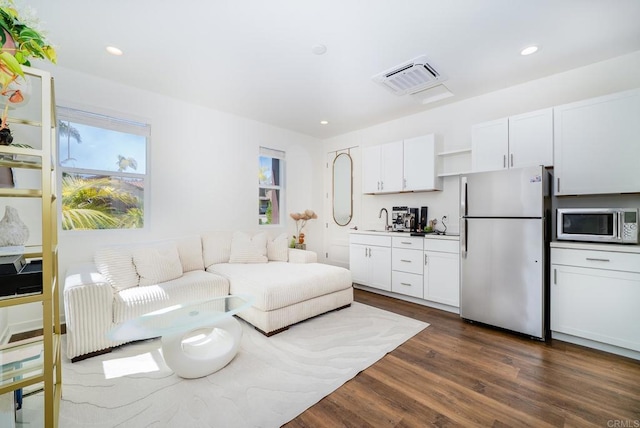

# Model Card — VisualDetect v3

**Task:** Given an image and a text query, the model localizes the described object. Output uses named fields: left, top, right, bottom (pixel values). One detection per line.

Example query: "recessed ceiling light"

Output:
left=520, top=45, right=539, bottom=56
left=312, top=44, right=327, bottom=55
left=320, top=120, right=329, bottom=125
left=106, top=46, right=123, bottom=56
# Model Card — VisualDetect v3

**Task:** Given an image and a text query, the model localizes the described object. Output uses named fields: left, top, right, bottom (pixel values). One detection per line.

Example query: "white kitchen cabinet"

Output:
left=391, top=237, right=424, bottom=298
left=551, top=246, right=640, bottom=353
left=403, top=134, right=441, bottom=191
left=362, top=141, right=403, bottom=193
left=553, top=88, right=640, bottom=195
left=472, top=108, right=553, bottom=172
left=363, top=134, right=441, bottom=194
left=349, top=234, right=392, bottom=291
left=471, top=118, right=508, bottom=172
left=423, top=239, right=460, bottom=307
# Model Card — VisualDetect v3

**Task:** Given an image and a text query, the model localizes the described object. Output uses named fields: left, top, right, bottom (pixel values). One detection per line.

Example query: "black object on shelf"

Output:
left=0, top=260, right=43, bottom=297
left=0, top=254, right=26, bottom=275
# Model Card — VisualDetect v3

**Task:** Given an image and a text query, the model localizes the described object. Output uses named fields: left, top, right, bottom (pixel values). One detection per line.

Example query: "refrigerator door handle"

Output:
left=460, top=177, right=468, bottom=217
left=461, top=218, right=467, bottom=259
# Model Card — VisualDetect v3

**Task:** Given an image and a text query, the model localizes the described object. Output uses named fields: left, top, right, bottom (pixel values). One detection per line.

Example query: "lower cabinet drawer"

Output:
left=392, top=271, right=424, bottom=298
left=392, top=248, right=424, bottom=275
left=551, top=248, right=640, bottom=273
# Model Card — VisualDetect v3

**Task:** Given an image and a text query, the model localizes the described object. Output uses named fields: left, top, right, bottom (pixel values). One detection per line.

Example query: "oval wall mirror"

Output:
left=332, top=152, right=353, bottom=226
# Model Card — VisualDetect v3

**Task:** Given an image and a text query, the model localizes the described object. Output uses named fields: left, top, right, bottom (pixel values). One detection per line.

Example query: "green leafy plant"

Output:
left=0, top=1, right=56, bottom=125
left=61, top=173, right=144, bottom=230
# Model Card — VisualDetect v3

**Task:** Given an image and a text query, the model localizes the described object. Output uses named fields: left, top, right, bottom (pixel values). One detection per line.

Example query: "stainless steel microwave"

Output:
left=557, top=208, right=639, bottom=244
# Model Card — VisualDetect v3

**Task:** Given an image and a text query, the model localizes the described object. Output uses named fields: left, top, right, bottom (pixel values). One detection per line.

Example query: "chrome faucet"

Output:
left=378, top=208, right=391, bottom=231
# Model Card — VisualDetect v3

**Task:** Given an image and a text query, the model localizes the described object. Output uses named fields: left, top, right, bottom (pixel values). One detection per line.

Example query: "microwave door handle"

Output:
left=617, top=212, right=622, bottom=240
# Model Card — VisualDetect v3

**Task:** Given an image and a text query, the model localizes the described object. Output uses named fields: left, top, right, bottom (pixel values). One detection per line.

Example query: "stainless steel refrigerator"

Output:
left=459, top=165, right=550, bottom=340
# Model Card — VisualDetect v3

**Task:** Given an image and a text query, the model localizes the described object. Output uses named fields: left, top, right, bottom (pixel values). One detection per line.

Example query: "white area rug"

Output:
left=60, top=302, right=428, bottom=428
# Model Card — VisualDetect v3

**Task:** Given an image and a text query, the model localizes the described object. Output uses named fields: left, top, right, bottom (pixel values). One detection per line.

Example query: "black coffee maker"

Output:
left=409, top=208, right=419, bottom=232
left=419, top=206, right=428, bottom=230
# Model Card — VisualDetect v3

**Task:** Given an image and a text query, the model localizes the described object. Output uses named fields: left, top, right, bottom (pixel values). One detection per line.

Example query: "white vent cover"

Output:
left=372, top=55, right=446, bottom=96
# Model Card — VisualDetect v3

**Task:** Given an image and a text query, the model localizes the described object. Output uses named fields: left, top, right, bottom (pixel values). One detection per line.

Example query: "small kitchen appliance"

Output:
left=557, top=208, right=638, bottom=244
left=409, top=207, right=419, bottom=232
left=391, top=206, right=409, bottom=231
left=420, top=206, right=429, bottom=230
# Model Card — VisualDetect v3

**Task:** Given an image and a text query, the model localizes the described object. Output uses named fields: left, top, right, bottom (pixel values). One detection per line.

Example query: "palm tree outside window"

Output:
left=57, top=107, right=149, bottom=230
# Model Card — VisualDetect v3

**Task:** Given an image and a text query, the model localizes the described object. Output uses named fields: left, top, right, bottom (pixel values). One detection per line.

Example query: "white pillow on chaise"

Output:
left=267, top=233, right=289, bottom=262
left=229, top=232, right=268, bottom=263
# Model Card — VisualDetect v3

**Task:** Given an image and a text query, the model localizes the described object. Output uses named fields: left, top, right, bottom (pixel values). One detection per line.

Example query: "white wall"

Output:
left=6, top=65, right=324, bottom=335
left=323, top=51, right=640, bottom=240
left=6, top=50, right=640, bottom=336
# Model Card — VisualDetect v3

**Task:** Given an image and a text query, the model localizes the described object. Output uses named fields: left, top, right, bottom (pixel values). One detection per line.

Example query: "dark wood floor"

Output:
left=284, top=289, right=640, bottom=428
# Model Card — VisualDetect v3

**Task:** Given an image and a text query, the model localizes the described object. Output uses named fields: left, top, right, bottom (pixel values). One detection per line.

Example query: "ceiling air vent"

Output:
left=372, top=55, right=446, bottom=96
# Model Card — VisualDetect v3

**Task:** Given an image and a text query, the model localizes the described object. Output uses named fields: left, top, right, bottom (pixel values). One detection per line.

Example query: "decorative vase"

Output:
left=0, top=167, right=14, bottom=188
left=0, top=206, right=29, bottom=246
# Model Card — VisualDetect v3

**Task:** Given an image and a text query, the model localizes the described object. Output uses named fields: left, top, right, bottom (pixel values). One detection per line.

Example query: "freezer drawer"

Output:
left=460, top=217, right=545, bottom=338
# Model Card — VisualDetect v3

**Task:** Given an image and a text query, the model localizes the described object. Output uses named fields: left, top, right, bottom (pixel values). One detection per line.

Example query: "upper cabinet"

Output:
left=553, top=88, right=640, bottom=196
left=363, top=134, right=441, bottom=194
left=403, top=134, right=440, bottom=192
left=363, top=140, right=403, bottom=193
left=471, top=108, right=553, bottom=172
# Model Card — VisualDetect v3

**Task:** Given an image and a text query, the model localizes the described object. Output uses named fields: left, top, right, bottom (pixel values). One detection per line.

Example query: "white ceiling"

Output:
left=25, top=0, right=640, bottom=139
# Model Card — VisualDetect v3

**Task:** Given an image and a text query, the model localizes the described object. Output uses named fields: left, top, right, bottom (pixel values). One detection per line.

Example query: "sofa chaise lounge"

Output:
left=64, top=231, right=353, bottom=361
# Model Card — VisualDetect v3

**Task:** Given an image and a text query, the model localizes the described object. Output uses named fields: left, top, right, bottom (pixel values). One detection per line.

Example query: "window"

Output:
left=258, top=147, right=284, bottom=225
left=57, top=107, right=150, bottom=230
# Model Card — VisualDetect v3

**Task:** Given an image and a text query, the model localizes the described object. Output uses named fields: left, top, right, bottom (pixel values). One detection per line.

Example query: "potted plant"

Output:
left=0, top=118, right=31, bottom=187
left=0, top=1, right=56, bottom=124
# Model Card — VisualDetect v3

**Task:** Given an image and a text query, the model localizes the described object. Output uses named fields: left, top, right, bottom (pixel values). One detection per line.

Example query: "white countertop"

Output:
left=550, top=241, right=640, bottom=254
left=351, top=230, right=460, bottom=241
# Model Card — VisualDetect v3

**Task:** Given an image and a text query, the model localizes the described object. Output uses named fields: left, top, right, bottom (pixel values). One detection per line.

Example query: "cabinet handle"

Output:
left=368, top=248, right=372, bottom=257
left=381, top=181, right=384, bottom=190
left=557, top=177, right=560, bottom=193
left=424, top=254, right=428, bottom=265
left=503, top=155, right=506, bottom=168
left=365, top=248, right=368, bottom=258
left=400, top=259, right=412, bottom=263
left=377, top=181, right=380, bottom=191
left=510, top=153, right=513, bottom=167
left=553, top=268, right=556, bottom=285
left=401, top=241, right=412, bottom=245
left=400, top=282, right=412, bottom=286
left=586, top=257, right=610, bottom=262
left=403, top=178, right=407, bottom=189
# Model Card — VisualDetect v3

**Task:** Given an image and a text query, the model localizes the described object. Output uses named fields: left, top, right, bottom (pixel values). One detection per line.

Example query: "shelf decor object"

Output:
left=0, top=2, right=56, bottom=120
left=0, top=205, right=28, bottom=246
left=0, top=66, right=60, bottom=428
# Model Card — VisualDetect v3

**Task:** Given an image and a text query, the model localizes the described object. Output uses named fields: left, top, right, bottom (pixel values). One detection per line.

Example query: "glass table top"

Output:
left=108, top=294, right=255, bottom=342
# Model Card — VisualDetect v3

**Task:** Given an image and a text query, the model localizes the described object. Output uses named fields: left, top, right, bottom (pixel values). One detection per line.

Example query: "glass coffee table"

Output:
left=108, top=295, right=254, bottom=379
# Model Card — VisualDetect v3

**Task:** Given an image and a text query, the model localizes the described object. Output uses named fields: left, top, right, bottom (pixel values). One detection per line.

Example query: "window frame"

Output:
left=56, top=105, right=151, bottom=232
left=258, top=147, right=285, bottom=226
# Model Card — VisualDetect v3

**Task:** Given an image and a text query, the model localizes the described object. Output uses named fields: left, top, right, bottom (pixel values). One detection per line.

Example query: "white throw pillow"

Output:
left=267, top=233, right=289, bottom=262
left=94, top=247, right=139, bottom=291
left=202, top=231, right=233, bottom=267
left=229, top=232, right=268, bottom=264
left=133, top=242, right=184, bottom=286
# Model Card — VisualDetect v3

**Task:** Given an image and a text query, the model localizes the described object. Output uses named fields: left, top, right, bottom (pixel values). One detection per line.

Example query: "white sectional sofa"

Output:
left=64, top=231, right=353, bottom=362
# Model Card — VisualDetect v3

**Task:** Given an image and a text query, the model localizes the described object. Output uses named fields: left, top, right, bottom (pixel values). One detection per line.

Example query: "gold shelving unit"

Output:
left=0, top=66, right=60, bottom=427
